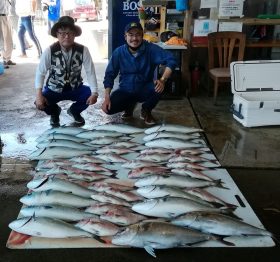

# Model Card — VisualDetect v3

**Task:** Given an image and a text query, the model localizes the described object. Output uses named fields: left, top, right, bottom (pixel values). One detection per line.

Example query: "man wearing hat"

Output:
left=101, top=21, right=177, bottom=125
left=34, top=16, right=98, bottom=127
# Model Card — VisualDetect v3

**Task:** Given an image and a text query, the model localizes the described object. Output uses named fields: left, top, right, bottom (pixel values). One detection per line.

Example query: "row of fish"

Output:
left=8, top=123, right=274, bottom=257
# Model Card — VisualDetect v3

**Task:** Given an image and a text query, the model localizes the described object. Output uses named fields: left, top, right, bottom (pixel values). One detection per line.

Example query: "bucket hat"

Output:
left=51, top=16, right=82, bottom=38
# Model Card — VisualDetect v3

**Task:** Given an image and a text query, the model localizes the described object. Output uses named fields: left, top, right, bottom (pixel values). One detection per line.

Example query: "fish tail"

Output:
left=216, top=235, right=235, bottom=246
left=215, top=179, right=230, bottom=190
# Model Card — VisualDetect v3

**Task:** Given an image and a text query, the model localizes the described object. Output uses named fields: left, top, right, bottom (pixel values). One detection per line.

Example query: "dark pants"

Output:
left=106, top=84, right=161, bottom=115
left=42, top=85, right=91, bottom=116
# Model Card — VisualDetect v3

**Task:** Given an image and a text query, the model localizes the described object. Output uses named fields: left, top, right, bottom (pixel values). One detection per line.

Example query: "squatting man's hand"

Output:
left=35, top=94, right=48, bottom=110
left=154, top=79, right=165, bottom=93
left=86, top=94, right=98, bottom=105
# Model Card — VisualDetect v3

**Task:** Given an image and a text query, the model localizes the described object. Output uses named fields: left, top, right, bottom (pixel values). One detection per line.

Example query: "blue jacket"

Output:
left=103, top=41, right=177, bottom=93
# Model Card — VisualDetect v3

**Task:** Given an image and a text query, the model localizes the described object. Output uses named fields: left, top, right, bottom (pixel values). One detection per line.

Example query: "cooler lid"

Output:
left=231, top=60, right=280, bottom=94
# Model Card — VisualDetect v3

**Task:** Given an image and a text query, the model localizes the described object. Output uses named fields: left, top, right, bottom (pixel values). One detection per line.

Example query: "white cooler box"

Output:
left=230, top=60, right=280, bottom=127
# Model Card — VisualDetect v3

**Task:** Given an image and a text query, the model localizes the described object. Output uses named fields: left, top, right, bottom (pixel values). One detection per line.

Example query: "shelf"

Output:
left=191, top=37, right=280, bottom=48
left=218, top=17, right=280, bottom=26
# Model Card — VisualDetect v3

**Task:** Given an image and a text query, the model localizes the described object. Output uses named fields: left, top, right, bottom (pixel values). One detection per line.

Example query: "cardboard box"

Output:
left=230, top=60, right=280, bottom=127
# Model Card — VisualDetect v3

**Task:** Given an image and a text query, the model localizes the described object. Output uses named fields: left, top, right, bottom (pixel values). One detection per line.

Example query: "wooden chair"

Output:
left=207, top=31, right=246, bottom=104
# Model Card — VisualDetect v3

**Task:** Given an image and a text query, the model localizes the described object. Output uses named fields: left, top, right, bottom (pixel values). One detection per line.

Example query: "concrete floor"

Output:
left=0, top=21, right=280, bottom=262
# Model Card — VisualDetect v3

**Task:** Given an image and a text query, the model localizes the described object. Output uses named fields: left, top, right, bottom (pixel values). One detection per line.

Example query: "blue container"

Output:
left=176, top=0, right=188, bottom=11
left=0, top=61, right=4, bottom=75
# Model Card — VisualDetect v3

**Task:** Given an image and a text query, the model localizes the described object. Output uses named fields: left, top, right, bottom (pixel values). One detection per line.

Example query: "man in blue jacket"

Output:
left=101, top=22, right=177, bottom=125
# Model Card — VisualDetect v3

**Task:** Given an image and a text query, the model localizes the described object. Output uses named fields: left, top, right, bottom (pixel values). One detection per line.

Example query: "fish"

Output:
left=96, top=147, right=135, bottom=155
left=29, top=147, right=92, bottom=160
left=92, top=123, right=144, bottom=134
left=112, top=221, right=232, bottom=257
left=166, top=161, right=211, bottom=170
left=104, top=187, right=143, bottom=202
left=132, top=197, right=232, bottom=218
left=134, top=174, right=221, bottom=188
left=85, top=203, right=131, bottom=215
left=136, top=153, right=173, bottom=163
left=140, top=148, right=174, bottom=155
left=184, top=188, right=237, bottom=208
left=45, top=166, right=109, bottom=182
left=20, top=190, right=96, bottom=208
left=76, top=130, right=124, bottom=139
left=143, top=131, right=200, bottom=142
left=175, top=148, right=211, bottom=155
left=88, top=181, right=133, bottom=193
left=110, top=141, right=140, bottom=148
left=128, top=166, right=169, bottom=179
left=41, top=126, right=86, bottom=136
left=88, top=137, right=123, bottom=145
left=122, top=160, right=161, bottom=169
left=9, top=216, right=93, bottom=238
left=69, top=155, right=106, bottom=164
left=170, top=168, right=215, bottom=181
left=35, top=159, right=72, bottom=171
left=100, top=209, right=147, bottom=226
left=27, top=177, right=95, bottom=198
left=171, top=211, right=273, bottom=237
left=145, top=138, right=204, bottom=149
left=36, top=139, right=95, bottom=150
left=72, top=162, right=113, bottom=173
left=95, top=153, right=128, bottom=163
left=136, top=185, right=214, bottom=207
left=144, top=124, right=204, bottom=134
left=75, top=218, right=120, bottom=236
left=90, top=192, right=131, bottom=207
left=36, top=133, right=90, bottom=143
left=20, top=205, right=97, bottom=222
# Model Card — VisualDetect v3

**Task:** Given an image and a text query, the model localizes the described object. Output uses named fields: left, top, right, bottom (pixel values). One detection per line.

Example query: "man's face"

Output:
left=125, top=28, right=143, bottom=49
left=56, top=26, right=75, bottom=50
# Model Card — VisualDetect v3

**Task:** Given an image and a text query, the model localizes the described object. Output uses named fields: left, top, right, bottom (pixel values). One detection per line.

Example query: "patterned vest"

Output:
left=46, top=42, right=84, bottom=93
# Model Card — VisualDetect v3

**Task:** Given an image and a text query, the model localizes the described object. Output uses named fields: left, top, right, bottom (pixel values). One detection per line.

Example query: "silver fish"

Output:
left=122, top=160, right=161, bottom=169
left=136, top=153, right=173, bottom=163
left=41, top=126, right=87, bottom=136
left=85, top=203, right=131, bottom=215
left=95, top=153, right=128, bottom=163
left=69, top=155, right=106, bottom=164
left=20, top=205, right=96, bottom=221
left=100, top=209, right=147, bottom=226
left=27, top=177, right=95, bottom=198
left=145, top=138, right=204, bottom=149
left=9, top=216, right=92, bottom=238
left=75, top=218, right=120, bottom=236
left=143, top=131, right=200, bottom=142
left=90, top=192, right=131, bottom=207
left=20, top=190, right=95, bottom=208
left=136, top=185, right=214, bottom=207
left=36, top=139, right=95, bottom=150
left=135, top=174, right=220, bottom=188
left=92, top=123, right=144, bottom=134
left=96, top=147, right=135, bottom=155
left=171, top=211, right=273, bottom=237
left=132, top=197, right=230, bottom=218
left=144, top=124, right=203, bottom=134
left=29, top=147, right=92, bottom=160
left=36, top=133, right=89, bottom=143
left=76, top=130, right=124, bottom=139
left=171, top=168, right=214, bottom=181
left=112, top=221, right=229, bottom=258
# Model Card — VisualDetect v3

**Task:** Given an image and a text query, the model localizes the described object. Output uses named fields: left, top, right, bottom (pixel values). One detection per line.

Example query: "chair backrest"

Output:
left=208, top=31, right=246, bottom=70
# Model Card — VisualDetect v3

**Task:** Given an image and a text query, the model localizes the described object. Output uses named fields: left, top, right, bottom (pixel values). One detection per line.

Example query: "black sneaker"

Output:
left=4, top=60, right=16, bottom=65
left=121, top=110, right=133, bottom=119
left=67, top=108, right=85, bottom=125
left=50, top=107, right=61, bottom=127
left=140, top=108, right=156, bottom=125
